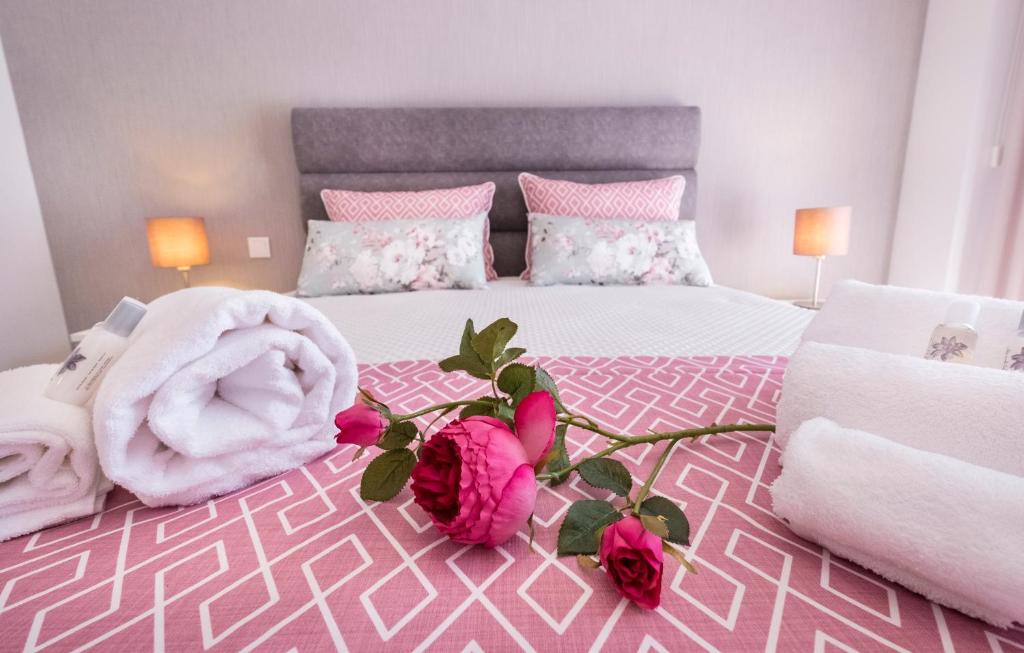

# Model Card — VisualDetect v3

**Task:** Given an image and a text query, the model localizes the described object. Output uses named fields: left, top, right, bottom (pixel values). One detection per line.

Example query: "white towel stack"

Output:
left=772, top=281, right=1024, bottom=627
left=0, top=365, right=112, bottom=541
left=773, top=418, right=1024, bottom=627
left=802, top=280, right=1024, bottom=367
left=775, top=341, right=1024, bottom=475
left=93, top=287, right=358, bottom=507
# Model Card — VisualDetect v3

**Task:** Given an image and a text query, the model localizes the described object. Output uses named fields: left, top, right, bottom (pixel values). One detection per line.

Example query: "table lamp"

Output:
left=146, top=216, right=210, bottom=288
left=792, top=206, right=851, bottom=309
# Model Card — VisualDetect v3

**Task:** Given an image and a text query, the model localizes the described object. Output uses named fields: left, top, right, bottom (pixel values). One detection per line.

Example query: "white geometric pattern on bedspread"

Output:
left=0, top=355, right=1019, bottom=651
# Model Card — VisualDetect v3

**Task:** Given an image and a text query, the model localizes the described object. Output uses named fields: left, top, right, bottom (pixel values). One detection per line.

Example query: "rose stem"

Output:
left=417, top=407, right=455, bottom=441
left=557, top=416, right=774, bottom=444
left=536, top=422, right=774, bottom=482
left=632, top=438, right=679, bottom=512
left=393, top=399, right=495, bottom=421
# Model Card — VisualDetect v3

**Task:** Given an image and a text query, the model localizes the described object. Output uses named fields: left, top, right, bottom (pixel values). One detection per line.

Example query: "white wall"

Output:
left=889, top=0, right=1024, bottom=295
left=0, top=36, right=69, bottom=368
left=0, top=1, right=927, bottom=329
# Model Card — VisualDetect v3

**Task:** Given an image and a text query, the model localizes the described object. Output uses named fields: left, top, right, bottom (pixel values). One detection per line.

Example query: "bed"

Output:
left=293, top=106, right=810, bottom=363
left=1, top=107, right=1020, bottom=652
left=304, top=279, right=811, bottom=363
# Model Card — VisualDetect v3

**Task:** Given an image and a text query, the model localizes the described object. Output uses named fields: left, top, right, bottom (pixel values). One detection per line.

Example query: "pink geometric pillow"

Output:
left=518, top=173, right=685, bottom=279
left=321, top=182, right=498, bottom=279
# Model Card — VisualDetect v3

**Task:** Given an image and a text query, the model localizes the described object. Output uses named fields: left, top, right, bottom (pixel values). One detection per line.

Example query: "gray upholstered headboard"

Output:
left=291, top=107, right=701, bottom=276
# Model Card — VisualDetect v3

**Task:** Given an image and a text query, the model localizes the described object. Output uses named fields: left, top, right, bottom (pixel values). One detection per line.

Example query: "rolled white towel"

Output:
left=804, top=280, right=1024, bottom=367
left=775, top=342, right=1024, bottom=476
left=93, top=287, right=358, bottom=507
left=771, top=417, right=1024, bottom=627
left=0, top=365, right=112, bottom=541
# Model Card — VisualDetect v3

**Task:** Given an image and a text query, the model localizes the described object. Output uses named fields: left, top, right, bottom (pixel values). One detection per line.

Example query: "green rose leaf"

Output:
left=639, top=513, right=670, bottom=539
left=457, top=396, right=514, bottom=425
left=496, top=363, right=535, bottom=406
left=639, top=495, right=691, bottom=545
left=471, top=318, right=518, bottom=369
left=557, top=499, right=623, bottom=555
left=360, top=449, right=417, bottom=502
left=459, top=396, right=500, bottom=419
left=438, top=354, right=491, bottom=380
left=578, top=458, right=633, bottom=497
left=377, top=421, right=418, bottom=450
left=534, top=366, right=566, bottom=413
left=494, top=400, right=516, bottom=428
left=439, top=319, right=492, bottom=379
left=496, top=347, right=527, bottom=368
left=546, top=423, right=571, bottom=486
left=459, top=318, right=478, bottom=357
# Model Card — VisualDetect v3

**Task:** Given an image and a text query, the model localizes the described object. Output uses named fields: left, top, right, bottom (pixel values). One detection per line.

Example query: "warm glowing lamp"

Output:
left=792, top=206, right=851, bottom=310
left=146, top=217, right=210, bottom=287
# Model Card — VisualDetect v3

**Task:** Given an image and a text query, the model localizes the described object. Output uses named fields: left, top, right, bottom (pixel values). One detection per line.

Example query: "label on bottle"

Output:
left=46, top=328, right=128, bottom=405
left=55, top=346, right=87, bottom=377
left=75, top=352, right=116, bottom=394
left=925, top=327, right=977, bottom=364
left=1003, top=345, right=1024, bottom=372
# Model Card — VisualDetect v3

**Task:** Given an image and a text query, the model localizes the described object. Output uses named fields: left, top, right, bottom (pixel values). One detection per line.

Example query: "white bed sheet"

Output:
left=301, top=279, right=813, bottom=363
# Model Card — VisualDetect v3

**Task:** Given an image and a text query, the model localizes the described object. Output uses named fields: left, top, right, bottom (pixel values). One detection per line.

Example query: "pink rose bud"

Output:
left=514, top=391, right=557, bottom=466
left=334, top=403, right=388, bottom=447
left=599, top=516, right=665, bottom=609
left=410, top=416, right=537, bottom=547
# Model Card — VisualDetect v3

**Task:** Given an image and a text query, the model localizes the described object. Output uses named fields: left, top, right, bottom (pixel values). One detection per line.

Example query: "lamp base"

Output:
left=793, top=300, right=823, bottom=311
left=176, top=266, right=192, bottom=288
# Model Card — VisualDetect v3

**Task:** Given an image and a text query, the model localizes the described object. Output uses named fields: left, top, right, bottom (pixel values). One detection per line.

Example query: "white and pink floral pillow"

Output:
left=518, top=173, right=686, bottom=279
left=527, top=214, right=712, bottom=288
left=320, top=183, right=498, bottom=279
left=297, top=215, right=488, bottom=296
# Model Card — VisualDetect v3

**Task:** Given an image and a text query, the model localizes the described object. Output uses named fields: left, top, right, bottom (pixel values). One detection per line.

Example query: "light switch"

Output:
left=247, top=236, right=271, bottom=259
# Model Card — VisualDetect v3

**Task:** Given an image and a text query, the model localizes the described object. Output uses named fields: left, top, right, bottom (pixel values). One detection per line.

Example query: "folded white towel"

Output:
left=776, top=341, right=1024, bottom=476
left=804, top=280, right=1024, bottom=367
left=0, top=365, right=112, bottom=541
left=93, top=287, right=358, bottom=507
left=772, top=417, right=1024, bottom=627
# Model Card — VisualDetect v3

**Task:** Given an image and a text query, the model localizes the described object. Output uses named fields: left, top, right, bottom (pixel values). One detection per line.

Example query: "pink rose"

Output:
left=334, top=403, right=388, bottom=447
left=410, top=392, right=556, bottom=547
left=599, top=516, right=665, bottom=609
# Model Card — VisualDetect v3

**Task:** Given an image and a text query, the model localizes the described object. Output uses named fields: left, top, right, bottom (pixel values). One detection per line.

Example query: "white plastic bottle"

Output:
left=1001, top=310, right=1024, bottom=372
left=45, top=297, right=147, bottom=405
left=924, top=300, right=980, bottom=364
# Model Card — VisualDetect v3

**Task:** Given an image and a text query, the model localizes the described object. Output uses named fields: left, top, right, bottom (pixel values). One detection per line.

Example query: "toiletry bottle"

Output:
left=45, top=297, right=147, bottom=405
left=1002, top=310, right=1024, bottom=372
left=925, top=300, right=980, bottom=364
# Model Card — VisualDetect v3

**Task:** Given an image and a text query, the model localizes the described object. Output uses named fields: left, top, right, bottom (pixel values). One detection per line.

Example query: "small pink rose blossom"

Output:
left=334, top=403, right=388, bottom=447
left=600, top=516, right=664, bottom=609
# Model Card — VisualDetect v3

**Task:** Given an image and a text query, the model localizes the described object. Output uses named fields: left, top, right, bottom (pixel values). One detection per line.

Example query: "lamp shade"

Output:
left=793, top=206, right=851, bottom=256
left=146, top=217, right=210, bottom=269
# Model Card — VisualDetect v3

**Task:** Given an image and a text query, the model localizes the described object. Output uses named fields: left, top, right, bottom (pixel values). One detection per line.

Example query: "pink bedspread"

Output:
left=1, top=356, right=1020, bottom=652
